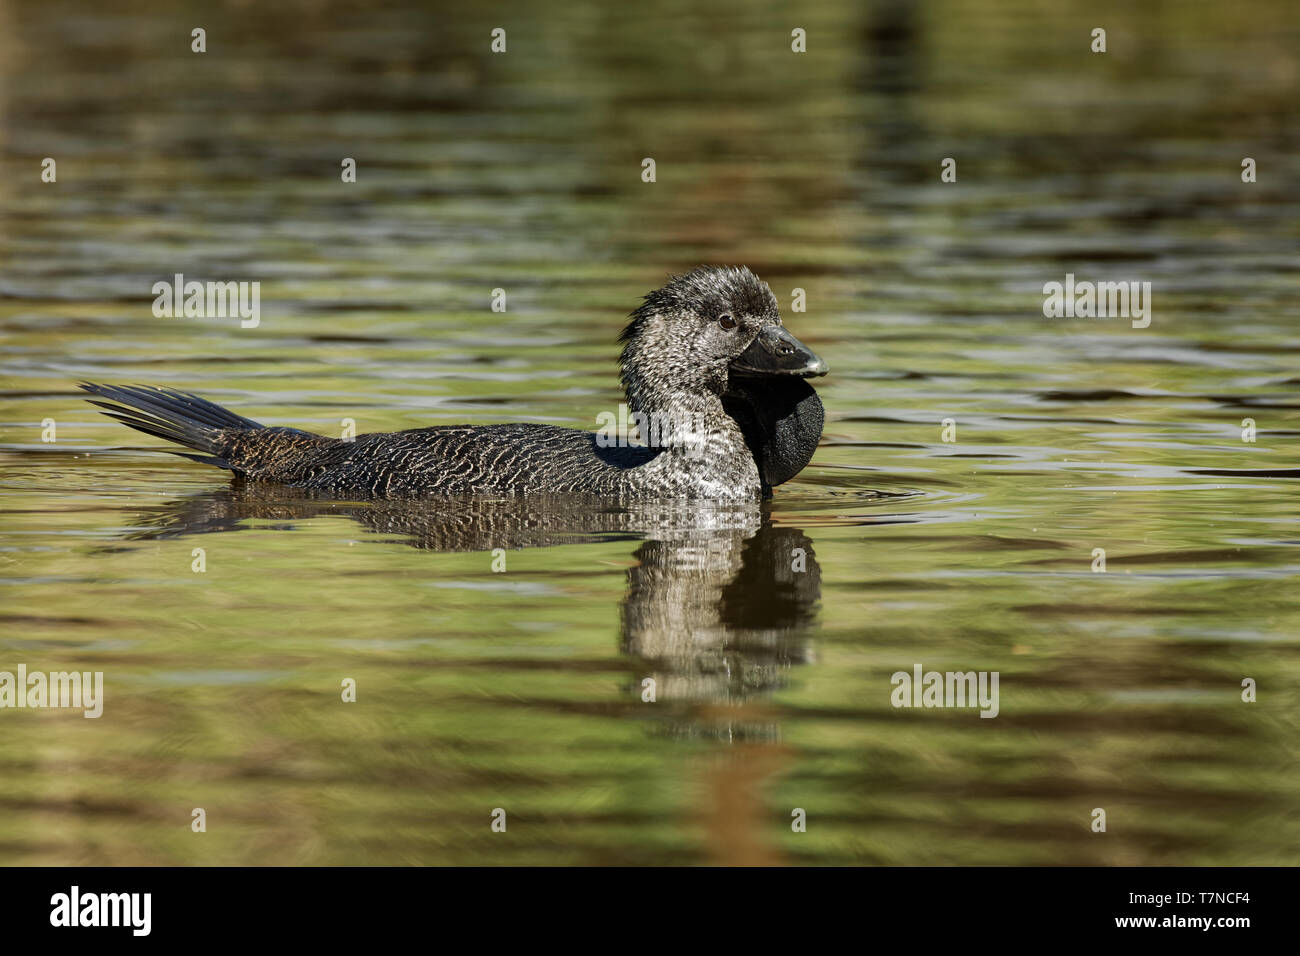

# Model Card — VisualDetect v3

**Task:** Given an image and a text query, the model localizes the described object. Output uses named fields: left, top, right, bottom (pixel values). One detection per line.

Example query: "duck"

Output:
left=80, top=265, right=828, bottom=500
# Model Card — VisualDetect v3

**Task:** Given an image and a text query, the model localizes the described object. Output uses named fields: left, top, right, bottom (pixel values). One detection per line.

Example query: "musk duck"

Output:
left=81, top=266, right=827, bottom=500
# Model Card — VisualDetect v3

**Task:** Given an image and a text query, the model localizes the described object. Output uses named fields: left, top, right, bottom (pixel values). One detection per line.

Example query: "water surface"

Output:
left=1, top=0, right=1298, bottom=865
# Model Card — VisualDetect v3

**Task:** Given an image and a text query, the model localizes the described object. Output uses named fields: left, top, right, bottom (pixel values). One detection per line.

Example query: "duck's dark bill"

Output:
left=730, top=325, right=829, bottom=378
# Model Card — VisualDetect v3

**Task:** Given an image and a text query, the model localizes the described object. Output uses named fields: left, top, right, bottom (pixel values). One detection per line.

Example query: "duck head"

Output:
left=619, top=265, right=828, bottom=491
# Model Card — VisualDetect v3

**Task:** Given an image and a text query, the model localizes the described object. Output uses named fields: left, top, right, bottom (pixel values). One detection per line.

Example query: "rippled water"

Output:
left=1, top=0, right=1298, bottom=865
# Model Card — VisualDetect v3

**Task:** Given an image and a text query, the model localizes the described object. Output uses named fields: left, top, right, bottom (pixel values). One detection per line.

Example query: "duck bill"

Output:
left=729, top=325, right=829, bottom=378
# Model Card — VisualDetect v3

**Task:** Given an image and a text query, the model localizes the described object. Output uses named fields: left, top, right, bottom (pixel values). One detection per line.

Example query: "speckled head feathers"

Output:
left=620, top=265, right=780, bottom=342
left=618, top=266, right=785, bottom=410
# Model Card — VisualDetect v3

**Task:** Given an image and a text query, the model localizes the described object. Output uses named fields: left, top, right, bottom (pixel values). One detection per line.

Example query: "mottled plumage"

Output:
left=81, top=266, right=828, bottom=500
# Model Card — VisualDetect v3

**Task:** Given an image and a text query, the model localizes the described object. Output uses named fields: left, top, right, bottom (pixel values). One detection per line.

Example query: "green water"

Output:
left=1, top=0, right=1298, bottom=865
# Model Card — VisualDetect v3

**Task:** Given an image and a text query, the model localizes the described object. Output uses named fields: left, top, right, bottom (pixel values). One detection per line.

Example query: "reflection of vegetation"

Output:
left=130, top=485, right=822, bottom=708
left=1, top=0, right=1298, bottom=864
left=0, top=485, right=827, bottom=863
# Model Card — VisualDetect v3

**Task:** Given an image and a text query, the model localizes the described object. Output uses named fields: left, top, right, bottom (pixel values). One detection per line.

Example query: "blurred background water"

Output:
left=0, top=0, right=1297, bottom=865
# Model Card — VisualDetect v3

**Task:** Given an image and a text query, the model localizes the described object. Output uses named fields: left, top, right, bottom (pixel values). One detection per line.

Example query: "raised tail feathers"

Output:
left=80, top=382, right=264, bottom=470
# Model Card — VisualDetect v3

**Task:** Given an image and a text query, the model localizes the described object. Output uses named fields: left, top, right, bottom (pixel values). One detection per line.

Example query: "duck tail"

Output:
left=79, top=382, right=264, bottom=471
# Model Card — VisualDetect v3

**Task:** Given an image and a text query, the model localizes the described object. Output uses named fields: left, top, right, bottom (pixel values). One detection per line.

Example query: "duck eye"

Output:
left=718, top=314, right=737, bottom=331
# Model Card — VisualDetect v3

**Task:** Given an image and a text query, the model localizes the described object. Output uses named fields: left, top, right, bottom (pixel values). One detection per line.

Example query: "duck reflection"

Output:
left=622, top=526, right=818, bottom=703
left=121, top=482, right=821, bottom=727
